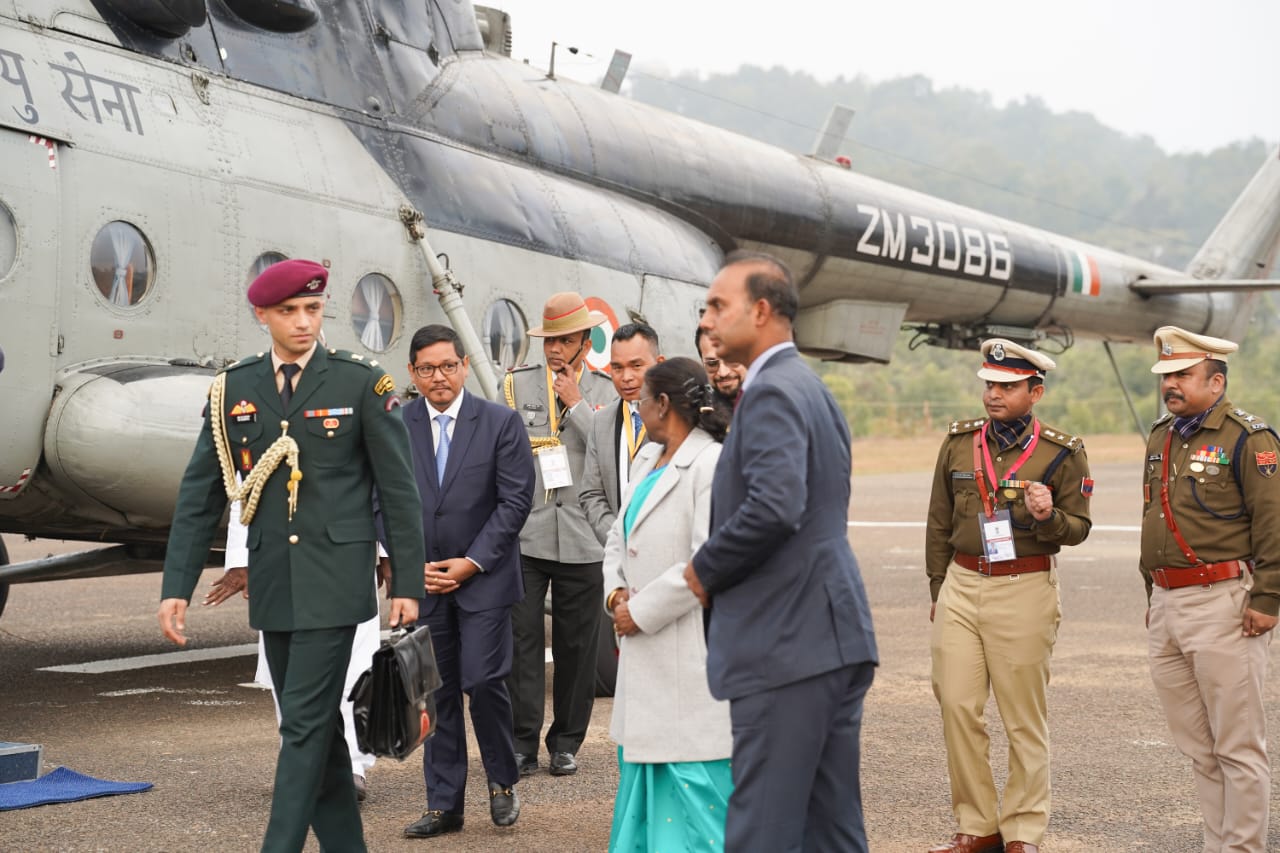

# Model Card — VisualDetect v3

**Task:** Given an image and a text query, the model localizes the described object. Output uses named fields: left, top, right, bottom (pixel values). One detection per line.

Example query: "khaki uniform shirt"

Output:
left=1139, top=400, right=1280, bottom=616
left=926, top=416, right=1093, bottom=601
left=504, top=362, right=618, bottom=563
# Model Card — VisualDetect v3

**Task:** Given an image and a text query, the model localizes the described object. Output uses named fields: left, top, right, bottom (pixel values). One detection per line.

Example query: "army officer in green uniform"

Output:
left=158, top=259, right=425, bottom=853
left=924, top=339, right=1092, bottom=853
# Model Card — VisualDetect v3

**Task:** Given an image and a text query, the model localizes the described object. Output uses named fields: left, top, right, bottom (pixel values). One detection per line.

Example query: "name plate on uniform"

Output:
left=537, top=444, right=573, bottom=490
left=980, top=508, right=1017, bottom=562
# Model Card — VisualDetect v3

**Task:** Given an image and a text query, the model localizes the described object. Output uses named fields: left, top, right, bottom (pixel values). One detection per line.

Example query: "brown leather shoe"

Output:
left=1003, top=844, right=1039, bottom=853
left=927, top=833, right=1004, bottom=853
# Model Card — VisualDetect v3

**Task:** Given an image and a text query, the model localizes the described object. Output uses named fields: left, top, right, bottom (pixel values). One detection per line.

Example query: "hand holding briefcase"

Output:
left=348, top=625, right=442, bottom=760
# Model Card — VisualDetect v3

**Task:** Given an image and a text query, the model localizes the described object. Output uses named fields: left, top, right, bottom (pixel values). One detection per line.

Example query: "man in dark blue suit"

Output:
left=382, top=325, right=536, bottom=840
left=685, top=251, right=879, bottom=852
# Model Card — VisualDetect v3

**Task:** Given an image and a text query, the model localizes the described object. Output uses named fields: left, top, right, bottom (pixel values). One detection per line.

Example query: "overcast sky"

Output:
left=490, top=0, right=1277, bottom=154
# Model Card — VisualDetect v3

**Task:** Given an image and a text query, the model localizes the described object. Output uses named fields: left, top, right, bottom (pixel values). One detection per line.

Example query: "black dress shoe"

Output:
left=489, top=781, right=520, bottom=826
left=548, top=751, right=578, bottom=776
left=403, top=810, right=464, bottom=838
left=514, top=752, right=538, bottom=777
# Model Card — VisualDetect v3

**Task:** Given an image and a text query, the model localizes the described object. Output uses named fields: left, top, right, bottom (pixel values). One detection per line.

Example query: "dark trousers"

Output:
left=421, top=596, right=518, bottom=814
left=260, top=626, right=361, bottom=853
left=507, top=555, right=602, bottom=756
left=725, top=662, right=876, bottom=853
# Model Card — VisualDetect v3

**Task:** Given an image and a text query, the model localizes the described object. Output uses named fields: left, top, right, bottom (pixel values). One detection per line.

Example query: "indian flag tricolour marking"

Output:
left=1067, top=248, right=1101, bottom=296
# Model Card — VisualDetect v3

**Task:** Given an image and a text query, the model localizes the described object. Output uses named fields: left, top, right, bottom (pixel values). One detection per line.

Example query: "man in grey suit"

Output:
left=503, top=292, right=618, bottom=777
left=579, top=322, right=663, bottom=545
left=685, top=251, right=879, bottom=852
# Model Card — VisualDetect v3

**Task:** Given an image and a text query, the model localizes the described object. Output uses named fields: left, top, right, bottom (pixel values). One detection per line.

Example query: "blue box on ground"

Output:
left=0, top=743, right=42, bottom=784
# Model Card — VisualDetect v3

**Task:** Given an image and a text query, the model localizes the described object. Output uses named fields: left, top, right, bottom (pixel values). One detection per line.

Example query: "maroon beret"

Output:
left=247, top=259, right=328, bottom=307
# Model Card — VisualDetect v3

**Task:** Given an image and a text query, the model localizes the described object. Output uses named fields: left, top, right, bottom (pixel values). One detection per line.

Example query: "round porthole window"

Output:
left=246, top=252, right=288, bottom=323
left=90, top=221, right=154, bottom=307
left=482, top=298, right=528, bottom=371
left=351, top=272, right=401, bottom=353
left=0, top=201, right=16, bottom=281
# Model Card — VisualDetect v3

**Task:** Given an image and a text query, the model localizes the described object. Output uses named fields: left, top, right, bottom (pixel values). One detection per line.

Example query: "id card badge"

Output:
left=537, top=444, right=573, bottom=490
left=979, top=508, right=1017, bottom=562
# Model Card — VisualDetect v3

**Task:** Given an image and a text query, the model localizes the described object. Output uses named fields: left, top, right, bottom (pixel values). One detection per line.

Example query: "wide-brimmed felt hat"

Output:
left=1150, top=325, right=1238, bottom=374
left=976, top=338, right=1056, bottom=382
left=527, top=292, right=606, bottom=337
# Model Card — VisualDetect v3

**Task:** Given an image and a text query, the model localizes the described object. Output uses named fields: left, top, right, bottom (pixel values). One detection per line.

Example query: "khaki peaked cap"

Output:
left=1150, top=325, right=1238, bottom=374
left=976, top=338, right=1056, bottom=383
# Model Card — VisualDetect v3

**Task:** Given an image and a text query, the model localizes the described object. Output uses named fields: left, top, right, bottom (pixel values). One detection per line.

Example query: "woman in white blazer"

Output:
left=602, top=357, right=734, bottom=852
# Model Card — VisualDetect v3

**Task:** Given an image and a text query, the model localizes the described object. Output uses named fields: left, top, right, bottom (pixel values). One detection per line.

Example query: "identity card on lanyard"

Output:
left=972, top=420, right=1040, bottom=563
left=537, top=445, right=573, bottom=490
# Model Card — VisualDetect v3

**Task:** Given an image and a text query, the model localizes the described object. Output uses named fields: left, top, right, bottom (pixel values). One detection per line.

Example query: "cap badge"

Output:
left=991, top=343, right=1006, bottom=361
left=1161, top=343, right=1173, bottom=356
left=305, top=278, right=323, bottom=291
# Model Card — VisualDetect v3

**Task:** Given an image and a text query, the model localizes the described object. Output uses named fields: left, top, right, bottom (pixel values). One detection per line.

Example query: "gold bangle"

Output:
left=606, top=588, right=622, bottom=612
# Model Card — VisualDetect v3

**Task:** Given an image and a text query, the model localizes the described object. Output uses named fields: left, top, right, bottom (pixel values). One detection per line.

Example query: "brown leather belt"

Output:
left=1150, top=560, right=1252, bottom=590
left=954, top=552, right=1052, bottom=576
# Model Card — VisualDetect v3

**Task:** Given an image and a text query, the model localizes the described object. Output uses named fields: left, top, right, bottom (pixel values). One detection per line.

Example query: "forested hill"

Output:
left=625, top=66, right=1279, bottom=436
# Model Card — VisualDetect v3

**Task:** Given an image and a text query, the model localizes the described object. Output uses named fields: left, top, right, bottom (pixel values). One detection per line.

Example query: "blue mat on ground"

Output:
left=0, top=766, right=152, bottom=810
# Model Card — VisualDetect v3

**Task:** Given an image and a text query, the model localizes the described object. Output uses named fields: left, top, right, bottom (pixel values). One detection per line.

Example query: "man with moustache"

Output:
left=1141, top=326, right=1280, bottom=853
left=684, top=251, right=878, bottom=851
left=390, top=324, right=535, bottom=839
left=159, top=259, right=424, bottom=853
left=580, top=322, right=664, bottom=545
left=504, top=292, right=617, bottom=777
left=924, top=339, right=1092, bottom=853
left=695, top=326, right=745, bottom=408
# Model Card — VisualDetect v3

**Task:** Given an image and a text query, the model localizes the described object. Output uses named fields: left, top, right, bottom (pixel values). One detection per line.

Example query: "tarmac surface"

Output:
left=2, top=451, right=1279, bottom=851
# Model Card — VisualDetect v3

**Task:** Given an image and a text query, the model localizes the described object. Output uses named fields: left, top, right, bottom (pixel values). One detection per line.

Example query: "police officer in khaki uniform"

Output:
left=504, top=292, right=617, bottom=777
left=1141, top=326, right=1280, bottom=853
left=925, top=339, right=1092, bottom=853
left=158, top=259, right=425, bottom=853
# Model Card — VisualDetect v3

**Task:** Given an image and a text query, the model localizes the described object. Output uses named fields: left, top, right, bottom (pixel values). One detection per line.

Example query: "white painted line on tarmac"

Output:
left=38, top=643, right=258, bottom=674
left=847, top=521, right=1141, bottom=532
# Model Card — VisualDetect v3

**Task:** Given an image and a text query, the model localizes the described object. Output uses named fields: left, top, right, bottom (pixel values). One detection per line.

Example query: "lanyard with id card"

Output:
left=972, top=420, right=1041, bottom=564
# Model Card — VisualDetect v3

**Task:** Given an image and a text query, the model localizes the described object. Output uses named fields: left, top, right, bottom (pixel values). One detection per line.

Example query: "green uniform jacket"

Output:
left=1139, top=400, right=1280, bottom=616
left=926, top=416, right=1093, bottom=601
left=504, top=363, right=618, bottom=563
left=161, top=348, right=426, bottom=631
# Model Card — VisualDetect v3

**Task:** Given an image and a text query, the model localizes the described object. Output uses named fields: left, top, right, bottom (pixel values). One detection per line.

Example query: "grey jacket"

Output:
left=504, top=363, right=617, bottom=563
left=580, top=400, right=650, bottom=545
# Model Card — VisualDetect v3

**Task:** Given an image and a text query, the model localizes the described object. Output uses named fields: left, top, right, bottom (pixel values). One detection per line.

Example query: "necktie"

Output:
left=435, top=414, right=452, bottom=485
left=631, top=406, right=643, bottom=443
left=279, top=363, right=300, bottom=410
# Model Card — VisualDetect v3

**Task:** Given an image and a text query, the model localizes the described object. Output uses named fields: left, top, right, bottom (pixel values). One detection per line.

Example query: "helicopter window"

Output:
left=0, top=201, right=15, bottom=281
left=90, top=221, right=154, bottom=308
left=247, top=252, right=289, bottom=325
left=481, top=299, right=528, bottom=371
left=351, top=273, right=401, bottom=352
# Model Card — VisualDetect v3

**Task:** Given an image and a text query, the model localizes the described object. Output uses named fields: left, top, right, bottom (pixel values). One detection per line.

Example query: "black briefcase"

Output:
left=348, top=625, right=442, bottom=760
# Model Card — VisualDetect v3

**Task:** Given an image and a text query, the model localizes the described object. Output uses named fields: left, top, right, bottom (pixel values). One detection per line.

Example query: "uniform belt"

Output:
left=954, top=552, right=1052, bottom=576
left=1150, top=560, right=1252, bottom=590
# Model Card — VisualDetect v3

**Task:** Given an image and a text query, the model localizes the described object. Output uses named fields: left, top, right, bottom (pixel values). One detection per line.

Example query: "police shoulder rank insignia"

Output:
left=373, top=374, right=396, bottom=396
left=1256, top=451, right=1277, bottom=478
left=1081, top=477, right=1095, bottom=497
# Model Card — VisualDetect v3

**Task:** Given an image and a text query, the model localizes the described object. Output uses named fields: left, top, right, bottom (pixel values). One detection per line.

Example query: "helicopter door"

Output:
left=0, top=128, right=60, bottom=498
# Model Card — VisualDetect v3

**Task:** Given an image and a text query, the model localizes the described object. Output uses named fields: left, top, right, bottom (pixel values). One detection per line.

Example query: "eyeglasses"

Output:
left=702, top=358, right=721, bottom=371
left=412, top=361, right=461, bottom=378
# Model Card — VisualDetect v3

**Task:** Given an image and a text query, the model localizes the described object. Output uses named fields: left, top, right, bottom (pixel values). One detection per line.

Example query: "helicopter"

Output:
left=0, top=0, right=1278, bottom=623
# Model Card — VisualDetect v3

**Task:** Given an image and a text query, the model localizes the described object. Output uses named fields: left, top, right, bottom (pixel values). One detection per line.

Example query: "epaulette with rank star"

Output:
left=947, top=418, right=985, bottom=435
left=1040, top=425, right=1084, bottom=451
left=223, top=352, right=266, bottom=373
left=327, top=349, right=378, bottom=370
left=1228, top=408, right=1273, bottom=433
left=1151, top=412, right=1173, bottom=429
